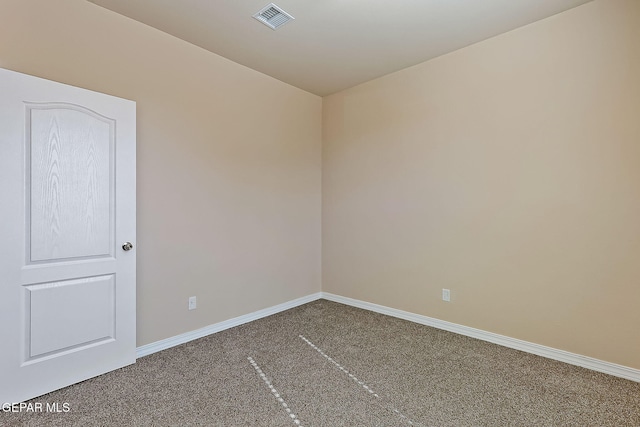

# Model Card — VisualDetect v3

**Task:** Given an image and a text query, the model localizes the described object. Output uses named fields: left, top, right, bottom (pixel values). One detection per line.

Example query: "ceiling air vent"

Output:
left=253, top=3, right=294, bottom=30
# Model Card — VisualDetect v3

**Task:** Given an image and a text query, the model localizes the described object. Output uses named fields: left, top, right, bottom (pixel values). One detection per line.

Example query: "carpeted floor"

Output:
left=2, top=299, right=639, bottom=426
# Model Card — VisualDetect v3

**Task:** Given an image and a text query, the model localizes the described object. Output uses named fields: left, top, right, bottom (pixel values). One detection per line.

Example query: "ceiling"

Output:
left=87, top=0, right=594, bottom=96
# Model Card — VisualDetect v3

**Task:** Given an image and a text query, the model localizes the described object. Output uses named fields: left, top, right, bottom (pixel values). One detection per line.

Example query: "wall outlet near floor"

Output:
left=188, top=296, right=197, bottom=310
left=442, top=289, right=451, bottom=302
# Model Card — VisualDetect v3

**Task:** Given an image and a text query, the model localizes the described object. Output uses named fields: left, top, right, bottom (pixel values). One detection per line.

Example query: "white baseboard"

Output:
left=136, top=292, right=323, bottom=358
left=321, top=292, right=640, bottom=383
left=136, top=290, right=639, bottom=383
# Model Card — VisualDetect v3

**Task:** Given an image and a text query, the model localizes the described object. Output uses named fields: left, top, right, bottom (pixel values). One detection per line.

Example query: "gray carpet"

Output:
left=2, top=300, right=639, bottom=426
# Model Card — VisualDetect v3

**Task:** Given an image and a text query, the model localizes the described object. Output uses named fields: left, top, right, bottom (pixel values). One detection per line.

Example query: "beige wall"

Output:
left=0, top=0, right=322, bottom=346
left=323, top=0, right=640, bottom=369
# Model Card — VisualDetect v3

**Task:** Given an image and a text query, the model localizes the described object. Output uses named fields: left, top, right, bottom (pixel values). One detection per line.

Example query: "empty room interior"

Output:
left=1, top=0, right=639, bottom=425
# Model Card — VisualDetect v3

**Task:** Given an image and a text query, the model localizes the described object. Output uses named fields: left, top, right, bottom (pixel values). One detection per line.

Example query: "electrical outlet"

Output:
left=188, top=296, right=197, bottom=310
left=442, top=289, right=451, bottom=302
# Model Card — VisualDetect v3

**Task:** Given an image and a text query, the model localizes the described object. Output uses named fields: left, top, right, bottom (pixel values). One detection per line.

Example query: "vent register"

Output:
left=253, top=3, right=294, bottom=30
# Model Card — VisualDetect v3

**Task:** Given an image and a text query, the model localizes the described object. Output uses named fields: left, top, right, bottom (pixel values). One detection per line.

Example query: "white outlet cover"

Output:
left=442, top=289, right=451, bottom=302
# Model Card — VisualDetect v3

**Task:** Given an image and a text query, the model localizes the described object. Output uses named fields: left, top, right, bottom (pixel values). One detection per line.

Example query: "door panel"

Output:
left=0, top=68, right=136, bottom=403
left=27, top=275, right=115, bottom=359
left=27, top=103, right=115, bottom=263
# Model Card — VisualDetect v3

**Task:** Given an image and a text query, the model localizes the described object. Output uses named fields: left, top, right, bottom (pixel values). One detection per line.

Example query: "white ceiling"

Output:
left=88, top=0, right=594, bottom=96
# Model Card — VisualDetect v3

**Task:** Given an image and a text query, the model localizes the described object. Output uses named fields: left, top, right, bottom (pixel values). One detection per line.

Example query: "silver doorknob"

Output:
left=122, top=242, right=133, bottom=251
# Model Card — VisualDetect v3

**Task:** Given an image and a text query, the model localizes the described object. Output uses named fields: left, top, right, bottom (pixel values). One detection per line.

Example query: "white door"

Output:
left=0, top=68, right=136, bottom=403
